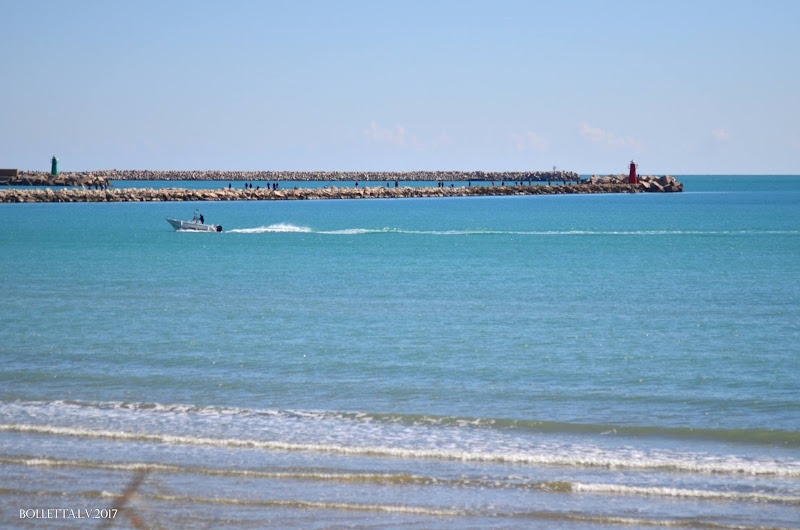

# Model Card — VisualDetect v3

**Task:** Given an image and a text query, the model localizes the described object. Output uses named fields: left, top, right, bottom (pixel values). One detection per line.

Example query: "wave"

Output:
left=4, top=455, right=798, bottom=505
left=2, top=423, right=799, bottom=477
left=571, top=482, right=800, bottom=505
left=3, top=400, right=800, bottom=478
left=361, top=411, right=800, bottom=447
left=4, top=399, right=797, bottom=447
left=223, top=224, right=799, bottom=237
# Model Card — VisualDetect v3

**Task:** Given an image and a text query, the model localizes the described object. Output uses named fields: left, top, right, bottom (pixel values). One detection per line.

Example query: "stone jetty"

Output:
left=0, top=172, right=111, bottom=188
left=8, top=169, right=580, bottom=183
left=589, top=174, right=684, bottom=192
left=0, top=177, right=682, bottom=203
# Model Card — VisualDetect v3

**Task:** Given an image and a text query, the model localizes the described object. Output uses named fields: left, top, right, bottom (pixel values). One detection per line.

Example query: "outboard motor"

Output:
left=216, top=225, right=223, bottom=232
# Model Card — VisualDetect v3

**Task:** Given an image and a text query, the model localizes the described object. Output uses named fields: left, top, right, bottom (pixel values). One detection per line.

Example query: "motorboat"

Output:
left=166, top=209, right=223, bottom=232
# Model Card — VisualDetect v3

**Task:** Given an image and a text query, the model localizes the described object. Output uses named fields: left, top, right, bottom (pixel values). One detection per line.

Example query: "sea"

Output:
left=0, top=176, right=798, bottom=529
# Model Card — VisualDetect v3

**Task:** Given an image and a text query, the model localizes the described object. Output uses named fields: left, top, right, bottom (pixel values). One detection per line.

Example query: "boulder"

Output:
left=658, top=175, right=677, bottom=186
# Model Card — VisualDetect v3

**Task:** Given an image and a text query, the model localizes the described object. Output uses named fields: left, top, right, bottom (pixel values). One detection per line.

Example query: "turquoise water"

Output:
left=1, top=176, right=799, bottom=528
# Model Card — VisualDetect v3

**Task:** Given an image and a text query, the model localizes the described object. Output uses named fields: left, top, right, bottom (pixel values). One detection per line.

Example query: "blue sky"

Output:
left=2, top=0, right=798, bottom=174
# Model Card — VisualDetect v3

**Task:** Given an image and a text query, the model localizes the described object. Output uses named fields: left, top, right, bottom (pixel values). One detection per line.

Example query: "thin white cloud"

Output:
left=579, top=123, right=638, bottom=149
left=712, top=129, right=731, bottom=141
left=511, top=131, right=548, bottom=152
left=364, top=121, right=407, bottom=146
left=431, top=132, right=454, bottom=149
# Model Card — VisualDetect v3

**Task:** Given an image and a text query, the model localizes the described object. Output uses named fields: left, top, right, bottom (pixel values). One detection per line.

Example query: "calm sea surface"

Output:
left=1, top=176, right=798, bottom=528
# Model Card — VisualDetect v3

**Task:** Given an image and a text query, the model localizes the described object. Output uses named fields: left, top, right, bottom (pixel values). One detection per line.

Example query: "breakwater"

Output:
left=9, top=169, right=580, bottom=183
left=0, top=177, right=682, bottom=203
left=0, top=173, right=111, bottom=188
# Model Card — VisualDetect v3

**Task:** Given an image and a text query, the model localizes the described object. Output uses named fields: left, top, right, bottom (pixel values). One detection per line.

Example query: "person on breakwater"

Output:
left=0, top=178, right=683, bottom=203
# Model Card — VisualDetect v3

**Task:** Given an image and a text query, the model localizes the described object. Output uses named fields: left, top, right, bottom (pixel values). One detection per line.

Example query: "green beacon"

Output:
left=51, top=156, right=58, bottom=176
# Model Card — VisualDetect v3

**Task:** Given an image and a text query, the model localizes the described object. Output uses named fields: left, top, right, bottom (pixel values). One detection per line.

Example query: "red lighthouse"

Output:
left=628, top=160, right=638, bottom=184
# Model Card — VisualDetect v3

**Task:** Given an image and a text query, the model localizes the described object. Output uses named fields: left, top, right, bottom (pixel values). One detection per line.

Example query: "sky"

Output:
left=1, top=0, right=798, bottom=174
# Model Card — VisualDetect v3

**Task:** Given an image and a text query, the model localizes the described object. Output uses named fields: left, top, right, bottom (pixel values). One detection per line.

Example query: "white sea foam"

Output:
left=228, top=223, right=312, bottom=233
left=223, top=226, right=799, bottom=236
left=6, top=455, right=798, bottom=504
left=3, top=400, right=800, bottom=482
left=318, top=228, right=389, bottom=235
left=572, top=482, right=800, bottom=504
left=3, top=398, right=798, bottom=445
left=2, top=423, right=799, bottom=477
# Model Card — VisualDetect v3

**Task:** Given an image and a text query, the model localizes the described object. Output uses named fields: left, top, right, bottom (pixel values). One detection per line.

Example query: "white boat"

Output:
left=166, top=209, right=223, bottom=232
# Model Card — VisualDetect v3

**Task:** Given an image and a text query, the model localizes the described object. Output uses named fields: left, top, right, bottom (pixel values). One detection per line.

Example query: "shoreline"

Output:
left=0, top=179, right=682, bottom=203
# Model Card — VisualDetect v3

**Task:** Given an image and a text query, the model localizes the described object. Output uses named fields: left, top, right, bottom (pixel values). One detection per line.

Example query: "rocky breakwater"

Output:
left=61, top=169, right=581, bottom=183
left=0, top=180, right=682, bottom=203
left=1, top=171, right=111, bottom=188
left=588, top=174, right=683, bottom=192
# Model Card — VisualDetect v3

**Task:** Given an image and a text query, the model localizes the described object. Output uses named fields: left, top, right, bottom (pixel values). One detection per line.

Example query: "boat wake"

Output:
left=225, top=224, right=799, bottom=237
left=227, top=223, right=312, bottom=233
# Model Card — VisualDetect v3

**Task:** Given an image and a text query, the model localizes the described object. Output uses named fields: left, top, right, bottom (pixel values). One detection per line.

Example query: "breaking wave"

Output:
left=4, top=455, right=799, bottom=504
left=3, top=399, right=799, bottom=446
left=3, top=422, right=798, bottom=476
left=2, top=400, right=800, bottom=477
